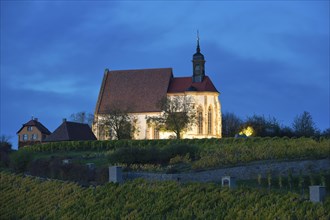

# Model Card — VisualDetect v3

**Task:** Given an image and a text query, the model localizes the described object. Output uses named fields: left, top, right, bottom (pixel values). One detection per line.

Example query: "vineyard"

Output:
left=23, top=137, right=330, bottom=153
left=1, top=172, right=329, bottom=219
left=17, top=137, right=330, bottom=172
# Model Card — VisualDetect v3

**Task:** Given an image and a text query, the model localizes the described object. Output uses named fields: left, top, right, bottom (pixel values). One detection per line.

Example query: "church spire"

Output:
left=192, top=30, right=205, bottom=83
left=196, top=30, right=200, bottom=53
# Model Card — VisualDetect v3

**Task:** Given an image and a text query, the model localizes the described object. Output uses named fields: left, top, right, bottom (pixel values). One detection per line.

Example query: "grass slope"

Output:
left=19, top=137, right=330, bottom=172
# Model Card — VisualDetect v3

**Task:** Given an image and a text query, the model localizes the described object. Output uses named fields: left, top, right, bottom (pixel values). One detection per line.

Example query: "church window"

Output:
left=146, top=127, right=150, bottom=139
left=208, top=107, right=212, bottom=134
left=197, top=108, right=203, bottom=134
left=153, top=127, right=159, bottom=139
left=195, top=65, right=201, bottom=75
left=99, top=125, right=106, bottom=140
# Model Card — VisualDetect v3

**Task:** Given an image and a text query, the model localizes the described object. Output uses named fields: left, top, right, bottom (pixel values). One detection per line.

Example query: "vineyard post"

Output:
left=320, top=171, right=326, bottom=187
left=298, top=170, right=304, bottom=196
left=309, top=173, right=315, bottom=186
left=267, top=170, right=272, bottom=191
left=257, top=174, right=262, bottom=189
left=278, top=174, right=283, bottom=190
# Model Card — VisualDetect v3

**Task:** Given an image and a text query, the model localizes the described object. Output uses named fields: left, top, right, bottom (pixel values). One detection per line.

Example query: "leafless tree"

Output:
left=100, top=107, right=137, bottom=140
left=222, top=112, right=243, bottom=137
left=70, top=111, right=94, bottom=127
left=148, top=96, right=196, bottom=139
left=292, top=111, right=317, bottom=137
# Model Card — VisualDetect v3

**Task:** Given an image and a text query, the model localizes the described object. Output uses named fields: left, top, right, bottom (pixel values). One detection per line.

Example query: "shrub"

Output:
left=169, top=154, right=191, bottom=165
left=0, top=145, right=11, bottom=168
left=27, top=159, right=50, bottom=177
left=162, top=144, right=198, bottom=161
left=108, top=144, right=199, bottom=165
left=9, top=149, right=34, bottom=173
left=95, top=167, right=109, bottom=184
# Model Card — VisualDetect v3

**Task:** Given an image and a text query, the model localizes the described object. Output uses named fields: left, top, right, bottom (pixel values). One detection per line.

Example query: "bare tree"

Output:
left=242, top=114, right=281, bottom=137
left=292, top=111, right=317, bottom=137
left=100, top=108, right=137, bottom=140
left=0, top=135, right=12, bottom=167
left=321, top=128, right=330, bottom=138
left=70, top=111, right=94, bottom=127
left=148, top=96, right=196, bottom=139
left=222, top=112, right=243, bottom=137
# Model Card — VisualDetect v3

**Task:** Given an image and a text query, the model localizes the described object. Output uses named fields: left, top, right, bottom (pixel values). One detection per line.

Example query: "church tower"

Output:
left=192, top=32, right=206, bottom=83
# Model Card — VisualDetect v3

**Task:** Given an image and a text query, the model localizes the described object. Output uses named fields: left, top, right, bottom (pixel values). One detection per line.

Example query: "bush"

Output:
left=9, top=150, right=34, bottom=173
left=95, top=167, right=109, bottom=184
left=108, top=146, right=158, bottom=165
left=0, top=136, right=12, bottom=167
left=27, top=159, right=50, bottom=177
left=169, top=154, right=191, bottom=165
left=108, top=144, right=198, bottom=165
left=162, top=144, right=198, bottom=161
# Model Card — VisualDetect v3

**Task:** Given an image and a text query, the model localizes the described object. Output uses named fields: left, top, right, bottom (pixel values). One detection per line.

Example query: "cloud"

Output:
left=206, top=42, right=329, bottom=129
left=1, top=0, right=329, bottom=147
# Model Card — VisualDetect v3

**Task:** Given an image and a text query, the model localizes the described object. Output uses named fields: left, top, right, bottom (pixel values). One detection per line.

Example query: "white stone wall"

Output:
left=174, top=91, right=222, bottom=139
left=124, top=159, right=330, bottom=182
left=93, top=92, right=221, bottom=140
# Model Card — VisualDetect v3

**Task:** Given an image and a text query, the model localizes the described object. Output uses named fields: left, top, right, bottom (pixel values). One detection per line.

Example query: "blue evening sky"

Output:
left=1, top=1, right=329, bottom=148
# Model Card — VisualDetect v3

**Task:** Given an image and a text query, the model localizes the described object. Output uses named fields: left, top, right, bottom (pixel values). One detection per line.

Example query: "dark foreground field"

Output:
left=1, top=172, right=329, bottom=219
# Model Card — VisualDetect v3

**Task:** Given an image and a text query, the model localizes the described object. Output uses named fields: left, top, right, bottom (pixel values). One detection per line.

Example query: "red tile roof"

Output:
left=16, top=119, right=51, bottom=135
left=95, top=68, right=173, bottom=114
left=168, top=76, right=218, bottom=93
left=44, top=121, right=96, bottom=142
left=94, top=68, right=219, bottom=114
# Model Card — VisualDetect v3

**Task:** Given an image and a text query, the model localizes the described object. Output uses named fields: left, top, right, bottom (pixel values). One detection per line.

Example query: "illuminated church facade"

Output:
left=92, top=38, right=222, bottom=140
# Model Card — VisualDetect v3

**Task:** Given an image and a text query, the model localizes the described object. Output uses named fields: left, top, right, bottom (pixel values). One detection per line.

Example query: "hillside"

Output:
left=1, top=172, right=329, bottom=219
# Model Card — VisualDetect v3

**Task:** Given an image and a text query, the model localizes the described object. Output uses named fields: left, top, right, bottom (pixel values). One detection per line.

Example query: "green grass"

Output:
left=13, top=137, right=330, bottom=173
left=29, top=150, right=110, bottom=167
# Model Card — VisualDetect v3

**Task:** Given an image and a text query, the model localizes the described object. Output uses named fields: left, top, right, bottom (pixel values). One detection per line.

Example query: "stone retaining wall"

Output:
left=123, top=158, right=330, bottom=183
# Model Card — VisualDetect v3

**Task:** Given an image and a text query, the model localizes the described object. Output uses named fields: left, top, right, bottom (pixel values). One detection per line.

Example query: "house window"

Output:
left=208, top=107, right=212, bottom=134
left=23, top=134, right=28, bottom=141
left=153, top=127, right=159, bottom=139
left=32, top=134, right=38, bottom=140
left=27, top=126, right=33, bottom=131
left=197, top=108, right=203, bottom=135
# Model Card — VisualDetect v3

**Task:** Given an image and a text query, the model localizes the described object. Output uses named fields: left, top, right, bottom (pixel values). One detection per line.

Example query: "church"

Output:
left=92, top=38, right=222, bottom=140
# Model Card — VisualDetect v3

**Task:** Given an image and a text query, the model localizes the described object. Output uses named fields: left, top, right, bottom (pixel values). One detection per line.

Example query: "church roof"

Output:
left=44, top=121, right=96, bottom=142
left=95, top=68, right=173, bottom=114
left=168, top=76, right=218, bottom=93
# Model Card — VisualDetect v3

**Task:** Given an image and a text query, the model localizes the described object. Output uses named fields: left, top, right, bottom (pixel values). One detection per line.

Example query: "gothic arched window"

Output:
left=197, top=107, right=203, bottom=134
left=153, top=127, right=159, bottom=139
left=208, top=106, right=212, bottom=134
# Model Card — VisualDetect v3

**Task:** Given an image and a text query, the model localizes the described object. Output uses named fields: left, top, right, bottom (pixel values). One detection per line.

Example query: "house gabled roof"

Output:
left=16, top=119, right=51, bottom=135
left=167, top=76, right=218, bottom=93
left=95, top=68, right=173, bottom=114
left=43, top=121, right=96, bottom=142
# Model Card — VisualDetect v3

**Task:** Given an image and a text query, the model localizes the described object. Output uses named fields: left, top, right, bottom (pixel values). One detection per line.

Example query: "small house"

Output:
left=44, top=119, right=96, bottom=142
left=16, top=117, right=51, bottom=148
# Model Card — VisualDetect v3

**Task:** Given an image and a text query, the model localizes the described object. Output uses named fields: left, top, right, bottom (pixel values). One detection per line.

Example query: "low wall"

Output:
left=123, top=158, right=330, bottom=183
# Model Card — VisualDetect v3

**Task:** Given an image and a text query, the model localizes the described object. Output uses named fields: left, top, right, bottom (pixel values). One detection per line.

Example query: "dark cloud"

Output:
left=204, top=42, right=329, bottom=129
left=1, top=1, right=329, bottom=148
